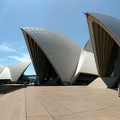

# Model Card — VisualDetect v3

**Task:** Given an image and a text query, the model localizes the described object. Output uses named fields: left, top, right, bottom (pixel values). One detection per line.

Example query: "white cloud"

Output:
left=0, top=41, right=31, bottom=62
left=8, top=53, right=31, bottom=62
left=0, top=42, right=16, bottom=52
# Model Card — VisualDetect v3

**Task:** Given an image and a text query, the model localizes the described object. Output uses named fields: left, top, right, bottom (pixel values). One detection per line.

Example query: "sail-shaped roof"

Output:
left=86, top=13, right=120, bottom=76
left=22, top=28, right=81, bottom=83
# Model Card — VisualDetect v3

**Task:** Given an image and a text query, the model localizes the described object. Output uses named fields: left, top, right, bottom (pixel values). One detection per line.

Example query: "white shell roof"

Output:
left=9, top=62, right=31, bottom=82
left=91, top=13, right=120, bottom=38
left=22, top=27, right=98, bottom=84
left=0, top=62, right=30, bottom=82
left=86, top=13, right=120, bottom=45
left=0, top=67, right=11, bottom=80
left=86, top=13, right=120, bottom=76
left=22, top=28, right=81, bottom=83
left=79, top=51, right=97, bottom=75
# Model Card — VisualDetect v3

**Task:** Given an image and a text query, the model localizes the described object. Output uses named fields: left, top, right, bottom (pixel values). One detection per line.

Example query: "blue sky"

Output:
left=0, top=0, right=120, bottom=75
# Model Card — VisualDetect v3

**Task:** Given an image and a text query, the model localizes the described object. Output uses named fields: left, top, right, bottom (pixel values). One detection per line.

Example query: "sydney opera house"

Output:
left=21, top=12, right=120, bottom=87
left=0, top=62, right=31, bottom=85
left=1, top=12, right=120, bottom=88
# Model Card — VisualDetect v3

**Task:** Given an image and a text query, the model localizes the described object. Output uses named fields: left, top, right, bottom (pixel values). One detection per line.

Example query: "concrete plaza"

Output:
left=0, top=86, right=120, bottom=120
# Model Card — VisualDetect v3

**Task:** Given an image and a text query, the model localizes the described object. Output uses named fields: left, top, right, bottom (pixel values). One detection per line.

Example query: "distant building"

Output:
left=26, top=75, right=36, bottom=81
left=26, top=75, right=37, bottom=84
left=22, top=28, right=98, bottom=85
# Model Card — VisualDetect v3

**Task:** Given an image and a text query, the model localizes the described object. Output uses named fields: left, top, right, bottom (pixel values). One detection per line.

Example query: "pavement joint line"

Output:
left=36, top=93, right=74, bottom=115
left=94, top=104, right=119, bottom=111
left=27, top=115, right=53, bottom=117
left=35, top=93, right=52, bottom=116
left=24, top=88, right=28, bottom=120
left=36, top=94, right=73, bottom=116
left=31, top=89, right=56, bottom=120
left=49, top=98, right=74, bottom=114
left=73, top=109, right=93, bottom=114
left=55, top=100, right=92, bottom=114
left=51, top=113, right=77, bottom=117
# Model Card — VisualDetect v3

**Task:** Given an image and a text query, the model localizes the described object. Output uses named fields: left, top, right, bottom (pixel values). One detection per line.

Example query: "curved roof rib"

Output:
left=86, top=13, right=120, bottom=77
left=22, top=28, right=81, bottom=84
left=9, top=62, right=31, bottom=82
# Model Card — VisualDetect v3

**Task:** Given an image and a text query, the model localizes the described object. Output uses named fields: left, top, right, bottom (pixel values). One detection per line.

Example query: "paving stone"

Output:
left=0, top=86, right=120, bottom=120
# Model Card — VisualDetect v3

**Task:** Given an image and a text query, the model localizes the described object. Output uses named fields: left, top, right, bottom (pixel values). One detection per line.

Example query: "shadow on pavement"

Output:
left=0, top=85, right=24, bottom=94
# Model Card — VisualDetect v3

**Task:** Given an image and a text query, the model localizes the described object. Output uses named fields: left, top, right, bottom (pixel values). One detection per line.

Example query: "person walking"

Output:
left=118, top=82, right=120, bottom=97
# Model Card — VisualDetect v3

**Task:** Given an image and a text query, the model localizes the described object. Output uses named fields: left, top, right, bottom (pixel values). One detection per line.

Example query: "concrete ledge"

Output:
left=87, top=77, right=118, bottom=88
